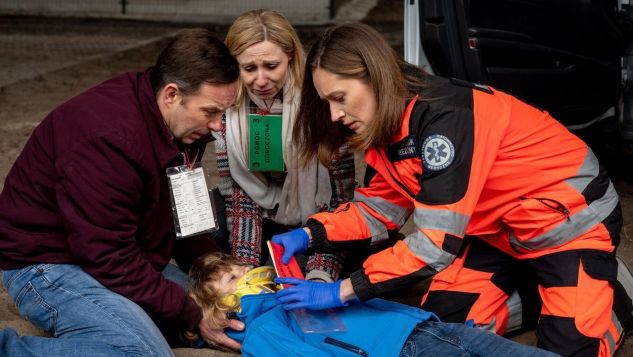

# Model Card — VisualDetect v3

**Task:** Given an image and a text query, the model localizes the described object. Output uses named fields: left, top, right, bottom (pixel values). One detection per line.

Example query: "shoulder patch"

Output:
left=422, top=134, right=455, bottom=171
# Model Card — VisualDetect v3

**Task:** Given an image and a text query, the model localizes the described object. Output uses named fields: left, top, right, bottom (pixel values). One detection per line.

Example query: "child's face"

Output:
left=208, top=264, right=250, bottom=297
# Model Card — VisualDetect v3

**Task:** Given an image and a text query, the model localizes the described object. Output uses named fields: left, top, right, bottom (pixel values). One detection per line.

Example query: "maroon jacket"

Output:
left=0, top=69, right=219, bottom=330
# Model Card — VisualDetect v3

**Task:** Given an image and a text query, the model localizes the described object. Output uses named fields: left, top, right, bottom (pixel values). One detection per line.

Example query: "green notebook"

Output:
left=249, top=113, right=284, bottom=171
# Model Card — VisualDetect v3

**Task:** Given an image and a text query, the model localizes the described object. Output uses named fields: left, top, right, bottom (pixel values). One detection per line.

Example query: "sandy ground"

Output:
left=1, top=2, right=633, bottom=355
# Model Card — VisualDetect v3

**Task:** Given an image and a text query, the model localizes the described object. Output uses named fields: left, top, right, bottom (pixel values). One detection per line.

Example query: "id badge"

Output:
left=166, top=162, right=218, bottom=239
left=249, top=113, right=284, bottom=172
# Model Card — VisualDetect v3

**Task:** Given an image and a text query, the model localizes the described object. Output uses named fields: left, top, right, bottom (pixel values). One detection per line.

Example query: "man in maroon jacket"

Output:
left=0, top=28, right=243, bottom=355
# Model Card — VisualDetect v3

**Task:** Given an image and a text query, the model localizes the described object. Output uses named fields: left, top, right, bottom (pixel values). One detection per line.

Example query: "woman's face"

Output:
left=207, top=264, right=250, bottom=297
left=236, top=40, right=291, bottom=100
left=312, top=67, right=376, bottom=134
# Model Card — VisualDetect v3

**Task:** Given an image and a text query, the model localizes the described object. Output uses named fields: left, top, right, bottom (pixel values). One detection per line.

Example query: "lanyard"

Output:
left=257, top=99, right=276, bottom=116
left=183, top=148, right=198, bottom=170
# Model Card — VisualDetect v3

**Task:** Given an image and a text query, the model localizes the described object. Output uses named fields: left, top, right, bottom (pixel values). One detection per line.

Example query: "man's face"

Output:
left=163, top=82, right=237, bottom=144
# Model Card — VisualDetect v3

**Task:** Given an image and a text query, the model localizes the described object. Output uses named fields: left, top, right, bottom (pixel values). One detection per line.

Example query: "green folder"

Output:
left=249, top=113, right=284, bottom=171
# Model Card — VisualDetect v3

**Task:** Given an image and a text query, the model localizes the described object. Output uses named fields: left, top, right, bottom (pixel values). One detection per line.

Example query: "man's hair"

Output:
left=187, top=252, right=249, bottom=328
left=150, top=28, right=239, bottom=96
left=293, top=22, right=427, bottom=166
left=225, top=9, right=305, bottom=103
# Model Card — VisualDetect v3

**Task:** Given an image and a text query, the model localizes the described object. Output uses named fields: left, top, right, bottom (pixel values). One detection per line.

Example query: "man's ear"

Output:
left=161, top=83, right=180, bottom=107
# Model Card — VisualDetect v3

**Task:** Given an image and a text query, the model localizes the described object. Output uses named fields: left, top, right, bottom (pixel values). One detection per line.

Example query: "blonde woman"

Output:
left=214, top=9, right=355, bottom=282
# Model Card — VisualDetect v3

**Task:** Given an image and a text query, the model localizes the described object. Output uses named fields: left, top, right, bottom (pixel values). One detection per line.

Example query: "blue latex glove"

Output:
left=274, top=278, right=346, bottom=310
left=271, top=228, right=309, bottom=264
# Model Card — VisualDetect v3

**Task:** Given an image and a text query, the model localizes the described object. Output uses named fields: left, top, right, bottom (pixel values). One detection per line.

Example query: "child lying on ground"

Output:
left=185, top=252, right=558, bottom=357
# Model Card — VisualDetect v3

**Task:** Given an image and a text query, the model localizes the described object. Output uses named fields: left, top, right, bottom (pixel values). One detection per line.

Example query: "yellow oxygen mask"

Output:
left=221, top=266, right=281, bottom=311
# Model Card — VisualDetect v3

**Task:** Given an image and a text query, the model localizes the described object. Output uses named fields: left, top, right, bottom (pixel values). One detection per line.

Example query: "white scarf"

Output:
left=224, top=83, right=332, bottom=225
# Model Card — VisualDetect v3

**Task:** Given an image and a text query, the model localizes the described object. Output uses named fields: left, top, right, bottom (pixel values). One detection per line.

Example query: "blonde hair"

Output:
left=225, top=9, right=305, bottom=104
left=184, top=252, right=250, bottom=341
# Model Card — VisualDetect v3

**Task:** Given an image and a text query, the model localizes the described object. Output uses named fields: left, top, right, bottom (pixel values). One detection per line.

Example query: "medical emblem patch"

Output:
left=422, top=134, right=455, bottom=171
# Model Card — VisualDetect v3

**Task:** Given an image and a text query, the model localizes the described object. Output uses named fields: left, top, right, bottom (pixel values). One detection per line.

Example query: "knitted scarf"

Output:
left=224, top=83, right=332, bottom=225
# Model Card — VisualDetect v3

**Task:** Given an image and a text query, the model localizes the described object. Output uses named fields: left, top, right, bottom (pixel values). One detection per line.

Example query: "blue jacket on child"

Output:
left=227, top=293, right=437, bottom=357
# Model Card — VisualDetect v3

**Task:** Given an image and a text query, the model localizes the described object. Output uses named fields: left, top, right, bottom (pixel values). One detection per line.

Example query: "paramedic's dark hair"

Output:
left=293, top=22, right=427, bottom=165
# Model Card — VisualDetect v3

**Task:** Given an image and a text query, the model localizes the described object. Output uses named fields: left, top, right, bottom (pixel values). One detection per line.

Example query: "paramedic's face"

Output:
left=163, top=82, right=237, bottom=144
left=236, top=40, right=291, bottom=100
left=313, top=67, right=377, bottom=134
left=209, top=265, right=250, bottom=296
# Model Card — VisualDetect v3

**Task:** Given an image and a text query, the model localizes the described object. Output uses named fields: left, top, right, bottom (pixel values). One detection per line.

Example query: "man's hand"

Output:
left=275, top=278, right=352, bottom=310
left=271, top=228, right=310, bottom=264
left=197, top=307, right=243, bottom=352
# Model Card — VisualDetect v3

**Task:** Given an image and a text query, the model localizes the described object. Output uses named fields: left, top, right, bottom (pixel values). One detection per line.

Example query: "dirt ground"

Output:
left=1, top=2, right=633, bottom=356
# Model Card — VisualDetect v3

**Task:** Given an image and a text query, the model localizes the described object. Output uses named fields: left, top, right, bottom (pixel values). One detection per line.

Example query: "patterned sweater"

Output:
left=214, top=117, right=356, bottom=281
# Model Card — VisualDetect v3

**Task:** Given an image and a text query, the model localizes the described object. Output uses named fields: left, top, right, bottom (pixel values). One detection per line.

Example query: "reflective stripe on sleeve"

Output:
left=413, top=207, right=470, bottom=237
left=404, top=230, right=456, bottom=271
left=354, top=192, right=410, bottom=227
left=357, top=204, right=390, bottom=244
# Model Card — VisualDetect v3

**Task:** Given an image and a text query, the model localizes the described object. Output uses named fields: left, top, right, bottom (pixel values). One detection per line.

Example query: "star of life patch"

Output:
left=422, top=134, right=455, bottom=171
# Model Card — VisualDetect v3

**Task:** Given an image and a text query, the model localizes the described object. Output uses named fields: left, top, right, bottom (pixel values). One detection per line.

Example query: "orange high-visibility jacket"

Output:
left=306, top=76, right=622, bottom=300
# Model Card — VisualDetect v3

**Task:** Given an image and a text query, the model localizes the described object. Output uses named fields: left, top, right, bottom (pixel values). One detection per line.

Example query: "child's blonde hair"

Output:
left=184, top=252, right=250, bottom=341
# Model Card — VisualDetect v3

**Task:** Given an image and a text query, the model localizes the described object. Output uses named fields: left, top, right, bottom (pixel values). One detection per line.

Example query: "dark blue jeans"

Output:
left=0, top=263, right=187, bottom=357
left=400, top=320, right=559, bottom=357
